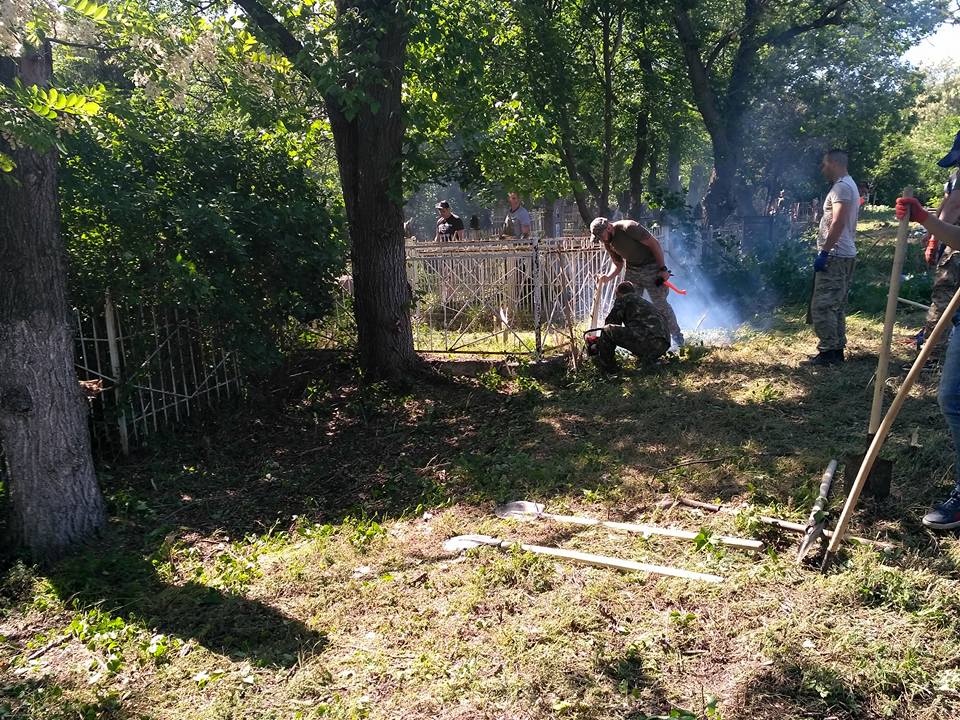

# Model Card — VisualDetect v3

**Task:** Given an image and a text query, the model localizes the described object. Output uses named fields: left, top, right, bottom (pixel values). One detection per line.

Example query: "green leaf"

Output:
left=93, top=4, right=109, bottom=21
left=82, top=101, right=101, bottom=115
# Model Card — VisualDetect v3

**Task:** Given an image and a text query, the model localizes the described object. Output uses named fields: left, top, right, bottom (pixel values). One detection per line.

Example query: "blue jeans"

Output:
left=938, top=317, right=960, bottom=488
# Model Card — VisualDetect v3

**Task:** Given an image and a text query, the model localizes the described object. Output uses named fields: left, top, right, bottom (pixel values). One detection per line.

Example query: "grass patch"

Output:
left=4, top=217, right=960, bottom=718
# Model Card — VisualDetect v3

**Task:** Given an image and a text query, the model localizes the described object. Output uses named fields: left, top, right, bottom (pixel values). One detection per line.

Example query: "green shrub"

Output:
left=61, top=103, right=347, bottom=369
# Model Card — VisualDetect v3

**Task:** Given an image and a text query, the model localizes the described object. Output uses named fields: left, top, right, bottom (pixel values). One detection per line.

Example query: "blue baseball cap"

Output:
left=937, top=130, right=960, bottom=168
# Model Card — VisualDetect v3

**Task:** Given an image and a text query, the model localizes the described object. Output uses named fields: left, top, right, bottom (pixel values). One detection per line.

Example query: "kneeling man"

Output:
left=592, top=282, right=670, bottom=373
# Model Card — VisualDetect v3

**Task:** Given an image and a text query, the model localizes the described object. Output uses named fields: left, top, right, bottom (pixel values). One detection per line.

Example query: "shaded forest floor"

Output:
left=4, top=211, right=960, bottom=719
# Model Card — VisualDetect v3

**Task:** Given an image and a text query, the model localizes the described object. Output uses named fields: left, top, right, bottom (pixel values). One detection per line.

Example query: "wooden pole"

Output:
left=824, top=280, right=960, bottom=567
left=541, top=510, right=763, bottom=551
left=557, top=252, right=580, bottom=370
left=588, top=278, right=604, bottom=336
left=869, top=188, right=913, bottom=435
left=514, top=540, right=724, bottom=583
left=898, top=297, right=931, bottom=312
left=103, top=290, right=129, bottom=456
left=659, top=497, right=892, bottom=548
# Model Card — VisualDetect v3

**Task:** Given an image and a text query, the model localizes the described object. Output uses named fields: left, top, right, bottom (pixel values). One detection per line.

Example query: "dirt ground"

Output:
left=4, top=217, right=960, bottom=719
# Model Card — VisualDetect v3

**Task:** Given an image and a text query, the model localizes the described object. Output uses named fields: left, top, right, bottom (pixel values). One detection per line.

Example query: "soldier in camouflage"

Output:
left=920, top=137, right=960, bottom=362
left=593, top=282, right=670, bottom=373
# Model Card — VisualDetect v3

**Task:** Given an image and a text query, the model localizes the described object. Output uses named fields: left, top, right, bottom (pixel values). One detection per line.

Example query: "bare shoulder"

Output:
left=616, top=219, right=653, bottom=238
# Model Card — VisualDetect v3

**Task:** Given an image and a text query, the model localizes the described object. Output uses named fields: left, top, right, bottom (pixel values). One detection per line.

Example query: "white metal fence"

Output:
left=74, top=293, right=242, bottom=455
left=405, top=227, right=696, bottom=356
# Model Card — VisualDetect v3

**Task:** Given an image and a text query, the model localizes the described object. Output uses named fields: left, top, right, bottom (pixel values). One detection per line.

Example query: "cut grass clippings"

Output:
left=2, top=212, right=960, bottom=719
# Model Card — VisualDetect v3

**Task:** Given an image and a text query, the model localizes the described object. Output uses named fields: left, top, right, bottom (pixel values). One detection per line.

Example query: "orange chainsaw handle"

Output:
left=663, top=279, right=687, bottom=295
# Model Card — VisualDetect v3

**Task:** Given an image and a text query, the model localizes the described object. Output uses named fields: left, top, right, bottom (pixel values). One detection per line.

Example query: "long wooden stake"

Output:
left=869, top=188, right=912, bottom=435
left=515, top=541, right=724, bottom=583
left=898, top=297, right=931, bottom=312
left=557, top=252, right=580, bottom=370
left=588, top=278, right=604, bottom=337
left=659, top=497, right=892, bottom=548
left=540, top=510, right=763, bottom=551
left=824, top=281, right=960, bottom=567
left=447, top=535, right=724, bottom=583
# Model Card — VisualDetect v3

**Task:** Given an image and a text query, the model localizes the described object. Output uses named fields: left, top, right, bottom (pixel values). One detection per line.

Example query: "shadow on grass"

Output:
left=8, top=315, right=957, bottom=674
left=727, top=657, right=871, bottom=720
left=45, top=537, right=327, bottom=668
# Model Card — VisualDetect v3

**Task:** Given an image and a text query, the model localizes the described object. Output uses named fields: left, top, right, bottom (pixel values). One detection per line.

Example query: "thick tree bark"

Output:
left=235, top=0, right=419, bottom=381
left=647, top=144, right=660, bottom=196
left=328, top=0, right=418, bottom=381
left=0, top=43, right=105, bottom=559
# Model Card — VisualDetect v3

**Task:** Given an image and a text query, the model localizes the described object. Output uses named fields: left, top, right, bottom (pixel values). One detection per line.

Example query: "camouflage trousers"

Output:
left=594, top=324, right=670, bottom=372
left=811, top=255, right=856, bottom=352
left=923, top=249, right=960, bottom=358
left=624, top=263, right=682, bottom=340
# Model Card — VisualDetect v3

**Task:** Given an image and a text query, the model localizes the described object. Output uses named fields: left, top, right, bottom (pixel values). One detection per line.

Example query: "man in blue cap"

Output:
left=919, top=130, right=960, bottom=363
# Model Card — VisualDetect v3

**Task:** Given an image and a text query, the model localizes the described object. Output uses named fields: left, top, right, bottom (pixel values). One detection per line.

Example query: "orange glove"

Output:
left=896, top=196, right=929, bottom=224
left=925, top=235, right=939, bottom=266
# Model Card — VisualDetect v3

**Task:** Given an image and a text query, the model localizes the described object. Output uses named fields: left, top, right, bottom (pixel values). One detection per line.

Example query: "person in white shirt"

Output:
left=803, top=149, right=860, bottom=367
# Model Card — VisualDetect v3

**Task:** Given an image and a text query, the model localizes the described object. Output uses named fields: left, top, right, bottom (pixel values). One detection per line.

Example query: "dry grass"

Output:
left=3, top=217, right=960, bottom=720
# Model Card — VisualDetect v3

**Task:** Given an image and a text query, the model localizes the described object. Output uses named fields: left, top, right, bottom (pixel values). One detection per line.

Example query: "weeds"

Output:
left=5, top=226, right=960, bottom=719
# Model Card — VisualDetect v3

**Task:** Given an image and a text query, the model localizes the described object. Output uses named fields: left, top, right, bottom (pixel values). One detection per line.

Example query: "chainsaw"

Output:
left=583, top=328, right=604, bottom=356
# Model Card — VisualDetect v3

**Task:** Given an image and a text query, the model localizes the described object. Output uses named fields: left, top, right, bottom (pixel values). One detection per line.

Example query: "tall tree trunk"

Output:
left=627, top=109, right=650, bottom=219
left=558, top=131, right=595, bottom=225
left=598, top=3, right=614, bottom=216
left=686, top=162, right=709, bottom=208
left=236, top=0, right=419, bottom=382
left=672, top=4, right=737, bottom=226
left=0, top=44, right=104, bottom=559
left=647, top=143, right=660, bottom=196
left=667, top=131, right=682, bottom=193
left=328, top=0, right=418, bottom=381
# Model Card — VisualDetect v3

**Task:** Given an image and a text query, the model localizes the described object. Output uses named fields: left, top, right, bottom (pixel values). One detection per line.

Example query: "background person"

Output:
left=803, top=149, right=860, bottom=367
left=434, top=201, right=464, bottom=243
left=897, top=195, right=960, bottom=530
left=591, top=216, right=683, bottom=347
left=502, top=192, right=531, bottom=239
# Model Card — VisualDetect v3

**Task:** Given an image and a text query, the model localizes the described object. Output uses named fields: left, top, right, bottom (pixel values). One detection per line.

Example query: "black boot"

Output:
left=801, top=350, right=840, bottom=366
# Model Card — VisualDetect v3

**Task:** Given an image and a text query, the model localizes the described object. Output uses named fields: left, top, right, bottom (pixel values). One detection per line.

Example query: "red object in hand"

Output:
left=896, top=196, right=929, bottom=224
left=925, top=235, right=939, bottom=266
left=663, top=280, right=687, bottom=296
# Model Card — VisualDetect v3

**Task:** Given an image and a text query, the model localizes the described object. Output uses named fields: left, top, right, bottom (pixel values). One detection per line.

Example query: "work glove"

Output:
left=925, top=235, right=940, bottom=266
left=895, top=196, right=929, bottom=224
left=814, top=250, right=829, bottom=272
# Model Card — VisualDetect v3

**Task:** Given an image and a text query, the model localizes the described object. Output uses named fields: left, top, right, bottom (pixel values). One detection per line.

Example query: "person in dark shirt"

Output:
left=592, top=281, right=670, bottom=373
left=434, top=201, right=464, bottom=242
